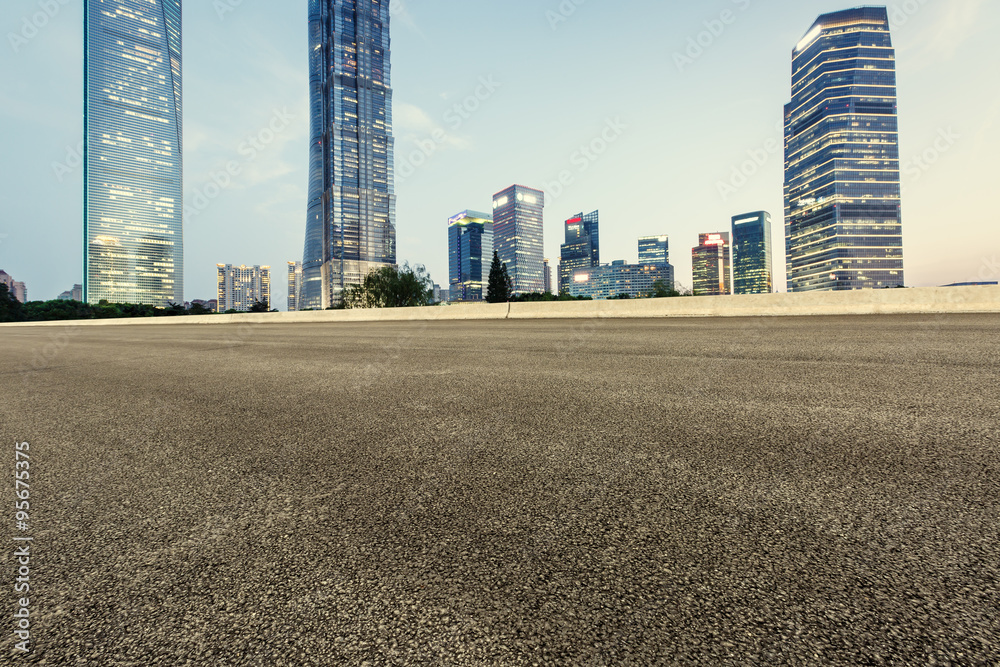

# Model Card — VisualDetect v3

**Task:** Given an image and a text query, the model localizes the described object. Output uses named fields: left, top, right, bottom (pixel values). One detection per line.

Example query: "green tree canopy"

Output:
left=0, top=283, right=24, bottom=322
left=343, top=262, right=434, bottom=309
left=487, top=251, right=514, bottom=303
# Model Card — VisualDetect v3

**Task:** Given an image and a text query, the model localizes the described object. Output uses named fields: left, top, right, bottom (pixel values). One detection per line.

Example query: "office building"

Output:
left=0, top=271, right=27, bottom=303
left=568, top=261, right=674, bottom=300
left=302, top=0, right=396, bottom=309
left=217, top=264, right=271, bottom=313
left=543, top=259, right=553, bottom=294
left=287, top=261, right=302, bottom=312
left=559, top=211, right=600, bottom=293
left=638, top=236, right=670, bottom=266
left=492, top=185, right=545, bottom=295
left=84, top=0, right=183, bottom=306
left=692, top=233, right=731, bottom=296
left=448, top=210, right=494, bottom=302
left=732, top=212, right=773, bottom=294
left=784, top=7, right=904, bottom=291
left=56, top=285, right=84, bottom=302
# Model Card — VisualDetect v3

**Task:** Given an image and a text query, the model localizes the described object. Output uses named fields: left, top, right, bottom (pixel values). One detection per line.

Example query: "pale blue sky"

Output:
left=1, top=0, right=998, bottom=305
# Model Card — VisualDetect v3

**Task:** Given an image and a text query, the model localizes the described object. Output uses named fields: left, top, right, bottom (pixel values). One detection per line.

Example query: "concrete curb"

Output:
left=2, top=286, right=998, bottom=327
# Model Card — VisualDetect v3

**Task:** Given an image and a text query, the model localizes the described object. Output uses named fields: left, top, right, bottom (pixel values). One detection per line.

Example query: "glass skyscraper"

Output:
left=559, top=211, right=600, bottom=293
left=84, top=0, right=183, bottom=306
left=302, top=0, right=396, bottom=309
left=732, top=212, right=773, bottom=294
left=692, top=232, right=732, bottom=296
left=492, top=185, right=545, bottom=295
left=638, top=236, right=670, bottom=266
left=448, top=210, right=494, bottom=302
left=784, top=7, right=904, bottom=292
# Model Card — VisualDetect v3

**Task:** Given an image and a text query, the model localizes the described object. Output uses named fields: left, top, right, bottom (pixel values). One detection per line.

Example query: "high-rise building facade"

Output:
left=543, top=259, right=553, bottom=294
left=559, top=211, right=600, bottom=293
left=0, top=271, right=27, bottom=303
left=732, top=212, right=773, bottom=294
left=638, top=235, right=670, bottom=266
left=784, top=7, right=904, bottom=292
left=57, top=285, right=84, bottom=302
left=568, top=261, right=674, bottom=300
left=217, top=264, right=271, bottom=313
left=448, top=210, right=494, bottom=302
left=302, top=0, right=396, bottom=309
left=492, top=185, right=545, bottom=295
left=84, top=0, right=183, bottom=306
left=287, top=261, right=302, bottom=311
left=692, top=232, right=732, bottom=296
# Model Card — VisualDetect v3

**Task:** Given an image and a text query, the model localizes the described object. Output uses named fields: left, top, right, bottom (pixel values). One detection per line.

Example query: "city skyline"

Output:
left=2, top=1, right=997, bottom=304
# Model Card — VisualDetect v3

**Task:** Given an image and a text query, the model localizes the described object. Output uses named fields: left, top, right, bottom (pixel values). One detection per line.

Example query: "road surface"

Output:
left=1, top=315, right=998, bottom=664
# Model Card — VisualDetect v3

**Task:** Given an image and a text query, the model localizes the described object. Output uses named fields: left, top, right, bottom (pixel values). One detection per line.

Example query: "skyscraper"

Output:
left=692, top=233, right=732, bottom=296
left=543, top=259, right=553, bottom=294
left=302, top=0, right=396, bottom=309
left=784, top=7, right=904, bottom=292
left=287, top=261, right=302, bottom=311
left=732, top=212, right=773, bottom=294
left=217, top=264, right=271, bottom=313
left=448, top=210, right=494, bottom=302
left=559, top=211, right=600, bottom=293
left=492, top=185, right=545, bottom=295
left=84, top=0, right=183, bottom=306
left=638, top=235, right=670, bottom=266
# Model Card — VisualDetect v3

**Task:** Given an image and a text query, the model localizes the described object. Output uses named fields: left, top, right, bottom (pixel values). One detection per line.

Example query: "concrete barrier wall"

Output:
left=2, top=286, right=998, bottom=328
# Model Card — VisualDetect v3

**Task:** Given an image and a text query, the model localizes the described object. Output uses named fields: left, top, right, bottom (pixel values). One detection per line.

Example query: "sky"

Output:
left=1, top=0, right=998, bottom=307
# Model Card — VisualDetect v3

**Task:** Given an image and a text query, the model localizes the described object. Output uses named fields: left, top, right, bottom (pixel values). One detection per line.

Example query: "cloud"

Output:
left=389, top=0, right=428, bottom=41
left=915, top=0, right=987, bottom=60
left=395, top=103, right=472, bottom=151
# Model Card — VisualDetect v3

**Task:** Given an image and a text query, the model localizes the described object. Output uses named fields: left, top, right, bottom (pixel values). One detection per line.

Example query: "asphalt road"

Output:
left=1, top=315, right=998, bottom=665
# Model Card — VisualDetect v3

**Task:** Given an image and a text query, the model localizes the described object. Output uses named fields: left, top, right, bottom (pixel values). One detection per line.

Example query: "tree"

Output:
left=250, top=299, right=270, bottom=313
left=188, top=302, right=213, bottom=315
left=502, top=263, right=514, bottom=300
left=648, top=279, right=683, bottom=298
left=487, top=251, right=507, bottom=303
left=0, top=283, right=23, bottom=322
left=343, top=262, right=434, bottom=309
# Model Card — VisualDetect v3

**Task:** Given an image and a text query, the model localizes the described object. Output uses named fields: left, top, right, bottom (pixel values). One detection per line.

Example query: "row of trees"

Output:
left=0, top=283, right=278, bottom=323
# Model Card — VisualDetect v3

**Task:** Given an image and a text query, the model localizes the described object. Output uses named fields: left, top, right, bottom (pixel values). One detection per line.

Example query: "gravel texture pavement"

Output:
left=0, top=315, right=998, bottom=665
